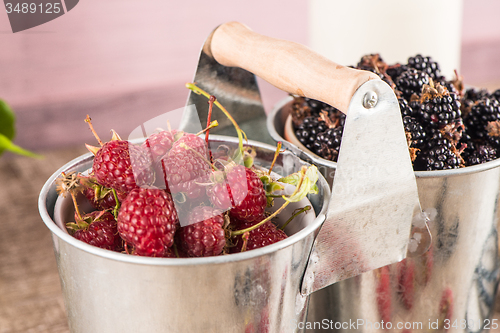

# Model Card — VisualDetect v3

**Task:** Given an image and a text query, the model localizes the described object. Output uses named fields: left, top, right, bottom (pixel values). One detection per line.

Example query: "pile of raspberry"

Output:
left=58, top=123, right=290, bottom=257
left=292, top=53, right=500, bottom=171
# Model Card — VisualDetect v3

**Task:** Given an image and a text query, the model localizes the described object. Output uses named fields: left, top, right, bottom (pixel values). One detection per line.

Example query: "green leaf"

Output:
left=0, top=99, right=15, bottom=140
left=0, top=133, right=42, bottom=158
left=280, top=165, right=319, bottom=203
left=278, top=165, right=319, bottom=196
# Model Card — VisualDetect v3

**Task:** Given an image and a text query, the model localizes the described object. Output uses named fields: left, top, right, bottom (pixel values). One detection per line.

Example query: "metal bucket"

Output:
left=268, top=98, right=500, bottom=332
left=38, top=135, right=330, bottom=333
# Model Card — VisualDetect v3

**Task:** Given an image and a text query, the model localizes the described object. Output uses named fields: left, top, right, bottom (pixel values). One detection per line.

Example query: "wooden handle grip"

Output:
left=210, top=21, right=380, bottom=113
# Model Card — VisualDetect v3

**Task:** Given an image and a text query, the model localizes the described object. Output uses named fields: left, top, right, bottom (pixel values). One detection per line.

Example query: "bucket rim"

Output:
left=267, top=96, right=500, bottom=178
left=38, top=135, right=329, bottom=266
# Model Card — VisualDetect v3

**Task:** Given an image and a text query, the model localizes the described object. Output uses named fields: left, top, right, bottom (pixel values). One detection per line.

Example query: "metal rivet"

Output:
left=363, top=91, right=378, bottom=109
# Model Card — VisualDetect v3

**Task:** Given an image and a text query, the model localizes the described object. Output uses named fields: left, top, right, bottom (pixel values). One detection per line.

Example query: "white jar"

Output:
left=309, top=0, right=464, bottom=79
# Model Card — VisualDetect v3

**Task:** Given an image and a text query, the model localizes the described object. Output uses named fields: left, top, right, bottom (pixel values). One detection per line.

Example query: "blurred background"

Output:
left=0, top=0, right=499, bottom=153
left=1, top=0, right=500, bottom=331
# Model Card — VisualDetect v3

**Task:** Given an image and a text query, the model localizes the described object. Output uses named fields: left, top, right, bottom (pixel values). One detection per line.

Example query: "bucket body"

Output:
left=268, top=100, right=500, bottom=332
left=38, top=136, right=330, bottom=333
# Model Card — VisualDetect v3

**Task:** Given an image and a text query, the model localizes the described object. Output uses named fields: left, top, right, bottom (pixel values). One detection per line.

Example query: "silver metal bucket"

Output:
left=268, top=98, right=500, bottom=332
left=38, top=135, right=330, bottom=333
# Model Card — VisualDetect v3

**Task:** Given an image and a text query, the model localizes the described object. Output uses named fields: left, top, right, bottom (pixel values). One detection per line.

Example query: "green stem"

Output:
left=186, top=83, right=247, bottom=156
left=231, top=168, right=306, bottom=237
left=111, top=188, right=121, bottom=219
left=281, top=206, right=311, bottom=231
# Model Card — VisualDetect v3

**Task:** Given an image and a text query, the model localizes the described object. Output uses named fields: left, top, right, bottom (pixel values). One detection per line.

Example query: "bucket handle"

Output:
left=208, top=21, right=380, bottom=114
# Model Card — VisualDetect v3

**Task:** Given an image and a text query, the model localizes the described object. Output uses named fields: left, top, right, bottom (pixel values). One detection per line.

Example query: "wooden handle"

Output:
left=210, top=21, right=380, bottom=113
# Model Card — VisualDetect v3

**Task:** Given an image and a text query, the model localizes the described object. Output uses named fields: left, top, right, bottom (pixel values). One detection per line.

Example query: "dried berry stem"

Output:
left=268, top=141, right=282, bottom=175
left=85, top=115, right=104, bottom=147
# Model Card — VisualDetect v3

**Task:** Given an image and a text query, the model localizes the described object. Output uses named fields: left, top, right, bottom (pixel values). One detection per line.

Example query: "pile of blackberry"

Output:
left=291, top=53, right=500, bottom=170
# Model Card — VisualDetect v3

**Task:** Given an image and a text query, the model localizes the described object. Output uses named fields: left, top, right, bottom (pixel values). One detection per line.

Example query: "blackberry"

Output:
left=399, top=98, right=414, bottom=118
left=312, top=126, right=343, bottom=162
left=386, top=64, right=408, bottom=83
left=491, top=89, right=500, bottom=102
left=395, top=69, right=431, bottom=100
left=407, top=54, right=443, bottom=81
left=414, top=84, right=462, bottom=129
left=403, top=116, right=426, bottom=149
left=462, top=141, right=496, bottom=166
left=414, top=131, right=463, bottom=171
left=294, top=116, right=327, bottom=151
left=464, top=98, right=500, bottom=141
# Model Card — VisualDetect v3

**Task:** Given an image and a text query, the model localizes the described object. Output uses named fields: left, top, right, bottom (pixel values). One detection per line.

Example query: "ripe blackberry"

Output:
left=312, top=126, right=343, bottom=162
left=117, top=187, right=179, bottom=257
left=92, top=140, right=155, bottom=193
left=207, top=165, right=267, bottom=223
left=294, top=116, right=327, bottom=151
left=395, top=68, right=430, bottom=100
left=177, top=206, right=226, bottom=257
left=407, top=54, right=443, bottom=81
left=491, top=89, right=500, bottom=102
left=414, top=85, right=462, bottom=129
left=462, top=142, right=496, bottom=166
left=386, top=64, right=408, bottom=83
left=403, top=116, right=426, bottom=149
left=230, top=221, right=287, bottom=253
left=399, top=98, right=414, bottom=118
left=464, top=98, right=500, bottom=141
left=414, top=131, right=463, bottom=171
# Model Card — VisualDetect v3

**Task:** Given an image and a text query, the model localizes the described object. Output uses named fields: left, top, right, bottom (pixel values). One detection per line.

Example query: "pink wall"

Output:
left=0, top=0, right=308, bottom=108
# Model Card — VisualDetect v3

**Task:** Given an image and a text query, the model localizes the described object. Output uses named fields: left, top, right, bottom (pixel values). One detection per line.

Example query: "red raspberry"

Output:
left=161, top=133, right=211, bottom=198
left=70, top=211, right=122, bottom=251
left=92, top=140, right=154, bottom=193
left=142, top=130, right=179, bottom=163
left=207, top=165, right=267, bottom=223
left=83, top=184, right=127, bottom=211
left=177, top=206, right=226, bottom=257
left=230, top=221, right=287, bottom=253
left=117, top=187, right=179, bottom=257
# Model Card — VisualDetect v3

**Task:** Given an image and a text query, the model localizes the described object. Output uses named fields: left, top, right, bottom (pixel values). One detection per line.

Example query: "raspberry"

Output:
left=177, top=206, right=226, bottom=257
left=92, top=140, right=154, bottom=193
left=207, top=165, right=267, bottom=223
left=70, top=211, right=122, bottom=251
left=230, top=221, right=287, bottom=253
left=83, top=182, right=127, bottom=211
left=142, top=130, right=179, bottom=163
left=117, top=187, right=179, bottom=257
left=161, top=133, right=211, bottom=198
